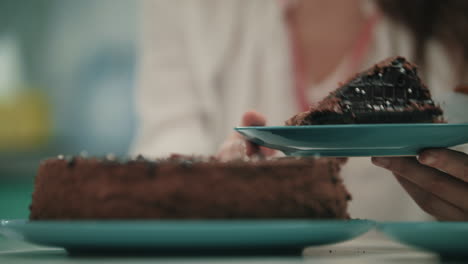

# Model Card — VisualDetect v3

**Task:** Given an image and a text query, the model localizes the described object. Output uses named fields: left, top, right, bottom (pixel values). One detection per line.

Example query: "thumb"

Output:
left=239, top=110, right=275, bottom=156
left=241, top=110, right=267, bottom=127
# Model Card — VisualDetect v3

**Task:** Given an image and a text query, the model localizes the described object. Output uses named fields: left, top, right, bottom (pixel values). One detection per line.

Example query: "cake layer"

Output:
left=30, top=155, right=350, bottom=220
left=287, top=57, right=444, bottom=125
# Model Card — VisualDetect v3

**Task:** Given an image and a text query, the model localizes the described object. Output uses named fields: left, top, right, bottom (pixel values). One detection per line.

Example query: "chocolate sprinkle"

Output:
left=65, top=156, right=76, bottom=168
left=136, top=154, right=146, bottom=162
left=180, top=160, right=193, bottom=168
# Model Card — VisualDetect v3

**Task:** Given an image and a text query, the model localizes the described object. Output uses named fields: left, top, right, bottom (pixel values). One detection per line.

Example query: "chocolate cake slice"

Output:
left=286, top=57, right=444, bottom=125
left=30, top=154, right=351, bottom=220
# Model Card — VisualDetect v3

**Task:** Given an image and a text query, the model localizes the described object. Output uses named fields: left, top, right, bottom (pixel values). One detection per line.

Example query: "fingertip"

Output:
left=417, top=149, right=438, bottom=166
left=260, top=146, right=276, bottom=157
left=241, top=110, right=267, bottom=126
left=371, top=157, right=390, bottom=168
left=245, top=141, right=259, bottom=156
left=336, top=157, right=348, bottom=164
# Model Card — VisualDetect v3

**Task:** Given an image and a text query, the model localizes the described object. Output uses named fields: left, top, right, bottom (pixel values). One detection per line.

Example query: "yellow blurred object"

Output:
left=0, top=88, right=51, bottom=151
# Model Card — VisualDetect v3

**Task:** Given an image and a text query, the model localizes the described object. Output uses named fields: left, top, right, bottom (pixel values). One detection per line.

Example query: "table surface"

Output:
left=0, top=231, right=463, bottom=264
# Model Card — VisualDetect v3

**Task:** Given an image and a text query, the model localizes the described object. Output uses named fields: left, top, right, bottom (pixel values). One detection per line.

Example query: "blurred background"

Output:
left=0, top=0, right=467, bottom=223
left=0, top=0, right=139, bottom=219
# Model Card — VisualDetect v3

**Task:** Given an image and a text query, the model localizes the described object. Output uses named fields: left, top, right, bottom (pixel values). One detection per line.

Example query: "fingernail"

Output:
left=372, top=157, right=391, bottom=168
left=418, top=150, right=437, bottom=165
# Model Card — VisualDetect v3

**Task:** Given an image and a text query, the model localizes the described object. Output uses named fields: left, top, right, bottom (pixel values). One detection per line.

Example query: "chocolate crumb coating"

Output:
left=286, top=57, right=444, bottom=125
left=30, top=155, right=350, bottom=220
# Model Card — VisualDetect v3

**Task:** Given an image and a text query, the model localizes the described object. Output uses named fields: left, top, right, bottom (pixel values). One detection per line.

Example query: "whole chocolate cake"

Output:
left=30, top=155, right=351, bottom=220
left=286, top=57, right=444, bottom=125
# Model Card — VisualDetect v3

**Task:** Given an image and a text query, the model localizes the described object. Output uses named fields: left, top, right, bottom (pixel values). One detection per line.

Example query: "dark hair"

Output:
left=377, top=0, right=468, bottom=76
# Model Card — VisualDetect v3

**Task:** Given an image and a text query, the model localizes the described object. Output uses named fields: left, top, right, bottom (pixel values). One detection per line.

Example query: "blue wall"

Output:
left=0, top=0, right=140, bottom=218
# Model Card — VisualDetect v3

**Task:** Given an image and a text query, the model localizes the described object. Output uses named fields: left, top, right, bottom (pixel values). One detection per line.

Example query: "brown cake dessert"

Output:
left=30, top=155, right=351, bottom=220
left=286, top=57, right=444, bottom=125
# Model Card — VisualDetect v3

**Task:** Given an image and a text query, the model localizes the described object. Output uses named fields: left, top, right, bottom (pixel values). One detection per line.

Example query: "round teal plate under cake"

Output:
left=235, top=123, right=468, bottom=157
left=0, top=219, right=374, bottom=254
left=377, top=222, right=468, bottom=257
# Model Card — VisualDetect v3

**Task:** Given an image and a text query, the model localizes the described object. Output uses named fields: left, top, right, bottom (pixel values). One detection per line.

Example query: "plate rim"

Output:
left=1, top=219, right=376, bottom=249
left=235, top=123, right=468, bottom=131
left=376, top=221, right=468, bottom=256
left=234, top=123, right=468, bottom=157
left=377, top=221, right=468, bottom=230
left=2, top=218, right=376, bottom=227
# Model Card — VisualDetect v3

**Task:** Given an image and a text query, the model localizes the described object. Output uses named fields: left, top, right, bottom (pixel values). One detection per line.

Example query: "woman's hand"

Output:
left=372, top=149, right=468, bottom=221
left=216, top=110, right=275, bottom=161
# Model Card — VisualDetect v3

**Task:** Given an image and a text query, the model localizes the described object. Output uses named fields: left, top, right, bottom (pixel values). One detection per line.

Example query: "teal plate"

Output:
left=378, top=222, right=468, bottom=257
left=0, top=220, right=374, bottom=254
left=235, top=123, right=468, bottom=157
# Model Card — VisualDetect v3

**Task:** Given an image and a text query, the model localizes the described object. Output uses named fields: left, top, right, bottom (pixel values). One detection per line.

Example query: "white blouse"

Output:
left=131, top=0, right=467, bottom=221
